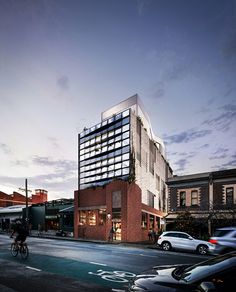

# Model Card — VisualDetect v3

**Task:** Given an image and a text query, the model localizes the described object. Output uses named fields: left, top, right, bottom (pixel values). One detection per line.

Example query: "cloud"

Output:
left=0, top=143, right=11, bottom=154
left=32, top=156, right=77, bottom=174
left=152, top=82, right=165, bottom=99
left=223, top=33, right=236, bottom=59
left=12, top=160, right=28, bottom=167
left=211, top=152, right=236, bottom=170
left=164, top=128, right=212, bottom=145
left=221, top=152, right=236, bottom=168
left=136, top=0, right=145, bottom=15
left=0, top=172, right=77, bottom=197
left=222, top=159, right=236, bottom=168
left=198, top=144, right=209, bottom=149
left=209, top=147, right=229, bottom=160
left=57, top=75, right=69, bottom=90
left=167, top=151, right=196, bottom=174
left=203, top=104, right=236, bottom=132
left=173, top=158, right=189, bottom=173
left=47, top=136, right=60, bottom=149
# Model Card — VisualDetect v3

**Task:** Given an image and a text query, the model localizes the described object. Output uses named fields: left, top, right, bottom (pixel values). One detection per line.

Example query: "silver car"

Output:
left=157, top=231, right=214, bottom=255
left=209, top=226, right=236, bottom=255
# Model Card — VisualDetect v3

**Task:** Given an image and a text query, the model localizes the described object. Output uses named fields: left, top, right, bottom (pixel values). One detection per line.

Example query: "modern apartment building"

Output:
left=74, top=94, right=172, bottom=242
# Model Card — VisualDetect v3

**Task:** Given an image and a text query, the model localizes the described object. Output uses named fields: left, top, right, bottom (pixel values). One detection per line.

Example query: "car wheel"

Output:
left=161, top=241, right=171, bottom=251
left=197, top=244, right=208, bottom=255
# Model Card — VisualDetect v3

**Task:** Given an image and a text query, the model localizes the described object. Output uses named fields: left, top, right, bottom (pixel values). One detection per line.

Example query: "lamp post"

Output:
left=19, top=178, right=32, bottom=223
left=107, top=212, right=111, bottom=221
left=107, top=212, right=113, bottom=241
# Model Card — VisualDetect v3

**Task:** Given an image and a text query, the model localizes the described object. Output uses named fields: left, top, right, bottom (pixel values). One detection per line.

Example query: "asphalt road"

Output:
left=0, top=234, right=210, bottom=291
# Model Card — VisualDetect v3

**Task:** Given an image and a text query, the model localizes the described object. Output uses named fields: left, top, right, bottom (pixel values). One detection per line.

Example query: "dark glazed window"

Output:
left=226, top=187, right=233, bottom=205
left=191, top=190, right=198, bottom=206
left=180, top=191, right=186, bottom=206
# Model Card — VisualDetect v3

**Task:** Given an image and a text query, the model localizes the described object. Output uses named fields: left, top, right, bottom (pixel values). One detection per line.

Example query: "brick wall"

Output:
left=74, top=180, right=148, bottom=242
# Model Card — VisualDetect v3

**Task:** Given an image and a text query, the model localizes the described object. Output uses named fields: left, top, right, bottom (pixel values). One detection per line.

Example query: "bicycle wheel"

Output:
left=11, top=243, right=18, bottom=257
left=20, top=244, right=29, bottom=259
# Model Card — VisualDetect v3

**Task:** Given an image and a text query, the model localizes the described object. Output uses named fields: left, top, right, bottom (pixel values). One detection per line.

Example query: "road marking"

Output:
left=89, top=262, right=107, bottom=266
left=26, top=266, right=42, bottom=272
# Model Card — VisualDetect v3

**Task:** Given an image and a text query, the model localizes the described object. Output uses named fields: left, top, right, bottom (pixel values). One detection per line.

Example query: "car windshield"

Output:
left=179, top=254, right=234, bottom=283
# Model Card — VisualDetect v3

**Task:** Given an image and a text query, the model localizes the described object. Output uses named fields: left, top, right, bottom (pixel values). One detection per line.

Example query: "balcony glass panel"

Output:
left=115, top=169, right=122, bottom=176
left=122, top=109, right=129, bottom=117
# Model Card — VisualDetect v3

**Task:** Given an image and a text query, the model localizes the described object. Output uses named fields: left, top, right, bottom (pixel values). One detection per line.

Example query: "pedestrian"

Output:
left=38, top=223, right=42, bottom=237
left=148, top=230, right=152, bottom=241
left=151, top=229, right=156, bottom=243
left=108, top=227, right=115, bottom=242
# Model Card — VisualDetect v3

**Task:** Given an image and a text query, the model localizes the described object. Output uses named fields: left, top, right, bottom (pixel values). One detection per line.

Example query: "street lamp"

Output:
left=19, top=178, right=32, bottom=223
left=107, top=213, right=111, bottom=220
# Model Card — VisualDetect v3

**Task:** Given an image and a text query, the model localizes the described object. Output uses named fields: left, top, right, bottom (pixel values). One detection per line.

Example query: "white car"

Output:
left=157, top=231, right=214, bottom=255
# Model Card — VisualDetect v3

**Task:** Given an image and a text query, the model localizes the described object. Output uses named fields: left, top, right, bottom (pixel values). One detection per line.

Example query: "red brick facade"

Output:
left=74, top=180, right=165, bottom=242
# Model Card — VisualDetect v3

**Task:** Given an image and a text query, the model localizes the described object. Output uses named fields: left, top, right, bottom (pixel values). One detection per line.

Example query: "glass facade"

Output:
left=79, top=109, right=131, bottom=189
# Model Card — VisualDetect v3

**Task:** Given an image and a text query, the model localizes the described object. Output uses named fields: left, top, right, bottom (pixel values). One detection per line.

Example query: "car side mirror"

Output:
left=198, top=282, right=216, bottom=291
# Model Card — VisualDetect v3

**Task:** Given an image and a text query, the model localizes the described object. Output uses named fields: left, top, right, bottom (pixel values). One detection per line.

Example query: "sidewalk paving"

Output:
left=29, top=229, right=158, bottom=249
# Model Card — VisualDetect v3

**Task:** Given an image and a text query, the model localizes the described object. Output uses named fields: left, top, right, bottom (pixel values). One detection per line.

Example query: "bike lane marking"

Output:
left=37, top=255, right=135, bottom=290
left=90, top=261, right=107, bottom=266
left=26, top=266, right=42, bottom=272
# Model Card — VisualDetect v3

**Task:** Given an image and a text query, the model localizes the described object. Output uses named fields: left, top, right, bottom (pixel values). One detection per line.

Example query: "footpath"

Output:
left=29, top=229, right=158, bottom=249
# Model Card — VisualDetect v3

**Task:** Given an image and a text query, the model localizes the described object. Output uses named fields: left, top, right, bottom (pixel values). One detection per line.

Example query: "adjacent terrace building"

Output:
left=166, top=168, right=236, bottom=236
left=74, top=94, right=172, bottom=242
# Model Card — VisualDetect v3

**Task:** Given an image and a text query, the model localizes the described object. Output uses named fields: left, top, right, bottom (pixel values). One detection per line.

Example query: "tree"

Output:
left=174, top=211, right=196, bottom=236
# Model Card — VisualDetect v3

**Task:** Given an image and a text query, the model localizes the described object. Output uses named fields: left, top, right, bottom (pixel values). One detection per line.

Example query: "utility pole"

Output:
left=19, top=178, right=32, bottom=223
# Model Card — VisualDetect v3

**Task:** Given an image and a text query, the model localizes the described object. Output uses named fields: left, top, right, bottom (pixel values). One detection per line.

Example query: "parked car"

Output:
left=128, top=251, right=236, bottom=291
left=157, top=231, right=214, bottom=255
left=209, top=226, right=236, bottom=255
left=55, top=229, right=67, bottom=237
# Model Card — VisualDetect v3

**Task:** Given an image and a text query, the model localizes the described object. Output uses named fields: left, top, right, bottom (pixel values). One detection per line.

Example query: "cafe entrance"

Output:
left=112, top=219, right=121, bottom=241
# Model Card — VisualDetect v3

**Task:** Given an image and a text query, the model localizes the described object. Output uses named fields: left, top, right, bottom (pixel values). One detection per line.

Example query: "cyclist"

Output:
left=10, top=219, right=29, bottom=245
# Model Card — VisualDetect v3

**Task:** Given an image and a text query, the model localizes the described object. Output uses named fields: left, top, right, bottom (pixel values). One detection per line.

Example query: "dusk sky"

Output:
left=0, top=0, right=235, bottom=200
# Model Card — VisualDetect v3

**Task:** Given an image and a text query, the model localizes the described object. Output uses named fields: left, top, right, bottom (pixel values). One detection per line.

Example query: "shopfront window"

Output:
left=150, top=214, right=154, bottom=229
left=98, top=209, right=106, bottom=225
left=88, top=211, right=96, bottom=225
left=141, top=212, right=147, bottom=229
left=79, top=211, right=86, bottom=225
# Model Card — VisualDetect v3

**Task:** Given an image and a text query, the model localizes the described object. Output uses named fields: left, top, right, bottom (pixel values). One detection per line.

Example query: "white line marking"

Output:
left=89, top=262, right=107, bottom=266
left=26, top=266, right=42, bottom=272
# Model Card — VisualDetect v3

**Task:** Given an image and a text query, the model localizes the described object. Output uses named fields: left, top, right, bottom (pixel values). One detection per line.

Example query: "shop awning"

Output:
left=78, top=205, right=106, bottom=211
left=59, top=206, right=74, bottom=213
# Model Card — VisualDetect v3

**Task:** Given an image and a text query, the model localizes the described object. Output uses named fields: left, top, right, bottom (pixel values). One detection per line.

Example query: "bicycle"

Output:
left=10, top=241, right=29, bottom=259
